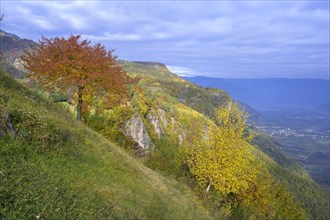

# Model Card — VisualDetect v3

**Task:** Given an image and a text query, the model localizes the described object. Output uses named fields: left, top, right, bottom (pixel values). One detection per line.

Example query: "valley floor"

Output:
left=255, top=109, right=330, bottom=190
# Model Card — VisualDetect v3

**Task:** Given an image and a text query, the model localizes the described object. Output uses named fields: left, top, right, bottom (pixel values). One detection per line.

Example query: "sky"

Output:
left=0, top=1, right=329, bottom=79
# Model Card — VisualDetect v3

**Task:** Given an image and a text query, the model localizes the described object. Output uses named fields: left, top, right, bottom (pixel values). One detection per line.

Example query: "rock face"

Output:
left=147, top=109, right=168, bottom=139
left=125, top=113, right=153, bottom=149
left=125, top=109, right=188, bottom=150
left=13, top=58, right=25, bottom=71
left=148, top=113, right=163, bottom=138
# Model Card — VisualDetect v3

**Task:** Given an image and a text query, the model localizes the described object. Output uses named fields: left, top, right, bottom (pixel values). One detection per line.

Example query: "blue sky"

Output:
left=1, top=1, right=329, bottom=78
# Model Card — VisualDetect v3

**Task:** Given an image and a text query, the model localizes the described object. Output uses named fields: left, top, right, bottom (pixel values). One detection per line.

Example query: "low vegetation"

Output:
left=253, top=132, right=330, bottom=219
left=85, top=61, right=324, bottom=219
left=1, top=32, right=329, bottom=219
left=0, top=71, right=213, bottom=219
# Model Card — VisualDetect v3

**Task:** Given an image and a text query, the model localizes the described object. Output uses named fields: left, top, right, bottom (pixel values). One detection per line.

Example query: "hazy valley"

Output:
left=185, top=76, right=330, bottom=191
left=256, top=109, right=330, bottom=189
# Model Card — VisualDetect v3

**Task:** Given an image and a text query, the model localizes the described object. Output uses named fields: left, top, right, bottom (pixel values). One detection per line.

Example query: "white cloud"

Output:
left=31, top=17, right=56, bottom=30
left=167, top=66, right=197, bottom=77
left=58, top=14, right=89, bottom=30
left=151, top=32, right=172, bottom=40
left=313, top=9, right=329, bottom=20
left=84, top=32, right=142, bottom=41
left=1, top=1, right=329, bottom=78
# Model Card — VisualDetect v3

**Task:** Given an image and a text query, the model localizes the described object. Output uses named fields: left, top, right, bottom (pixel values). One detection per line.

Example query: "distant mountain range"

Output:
left=0, top=29, right=37, bottom=78
left=184, top=76, right=330, bottom=111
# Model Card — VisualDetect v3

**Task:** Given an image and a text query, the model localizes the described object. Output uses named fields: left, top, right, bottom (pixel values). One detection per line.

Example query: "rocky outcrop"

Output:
left=148, top=113, right=162, bottom=138
left=125, top=112, right=154, bottom=149
left=125, top=109, right=188, bottom=150
left=170, top=116, right=187, bottom=145
left=13, top=58, right=26, bottom=71
left=147, top=109, right=168, bottom=139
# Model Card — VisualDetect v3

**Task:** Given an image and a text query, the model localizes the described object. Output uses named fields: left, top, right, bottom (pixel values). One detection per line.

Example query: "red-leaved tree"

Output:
left=22, top=35, right=137, bottom=121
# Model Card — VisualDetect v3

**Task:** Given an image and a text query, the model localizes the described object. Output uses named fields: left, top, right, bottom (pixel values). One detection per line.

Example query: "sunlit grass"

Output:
left=0, top=71, right=213, bottom=219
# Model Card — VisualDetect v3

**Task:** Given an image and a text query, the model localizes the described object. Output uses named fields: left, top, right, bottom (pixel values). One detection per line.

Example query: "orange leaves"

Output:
left=22, top=35, right=136, bottom=93
left=22, top=35, right=138, bottom=120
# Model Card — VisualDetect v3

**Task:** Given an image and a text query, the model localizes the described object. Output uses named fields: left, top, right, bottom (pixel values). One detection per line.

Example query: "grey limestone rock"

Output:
left=125, top=113, right=154, bottom=149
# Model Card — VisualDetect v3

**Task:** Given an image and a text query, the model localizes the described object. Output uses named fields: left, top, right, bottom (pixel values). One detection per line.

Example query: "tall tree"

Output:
left=22, top=35, right=137, bottom=121
left=186, top=103, right=307, bottom=218
left=186, top=103, right=260, bottom=196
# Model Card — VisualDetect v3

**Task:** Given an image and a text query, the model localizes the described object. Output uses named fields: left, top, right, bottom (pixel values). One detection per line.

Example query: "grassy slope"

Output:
left=119, top=60, right=231, bottom=118
left=120, top=61, right=329, bottom=219
left=0, top=71, right=213, bottom=219
left=252, top=131, right=329, bottom=219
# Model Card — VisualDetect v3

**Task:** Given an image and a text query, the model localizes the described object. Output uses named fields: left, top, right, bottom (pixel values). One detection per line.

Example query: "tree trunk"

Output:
left=206, top=181, right=212, bottom=192
left=77, top=89, right=83, bottom=121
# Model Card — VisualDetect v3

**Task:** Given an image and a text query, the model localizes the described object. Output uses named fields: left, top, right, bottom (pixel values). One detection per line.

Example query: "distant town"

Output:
left=256, top=126, right=330, bottom=141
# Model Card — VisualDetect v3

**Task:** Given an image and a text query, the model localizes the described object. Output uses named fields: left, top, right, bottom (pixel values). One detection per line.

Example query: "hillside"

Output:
left=251, top=130, right=329, bottom=218
left=0, top=29, right=36, bottom=78
left=1, top=59, right=329, bottom=219
left=116, top=61, right=329, bottom=219
left=1, top=31, right=329, bottom=219
left=119, top=60, right=231, bottom=119
left=0, top=71, right=213, bottom=219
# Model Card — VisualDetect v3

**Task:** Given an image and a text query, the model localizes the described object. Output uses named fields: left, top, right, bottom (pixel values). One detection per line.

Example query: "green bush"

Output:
left=146, top=137, right=185, bottom=178
left=4, top=109, right=72, bottom=149
left=85, top=106, right=137, bottom=152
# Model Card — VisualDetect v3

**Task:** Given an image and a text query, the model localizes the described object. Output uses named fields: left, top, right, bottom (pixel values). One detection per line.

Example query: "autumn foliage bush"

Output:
left=185, top=103, right=307, bottom=218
